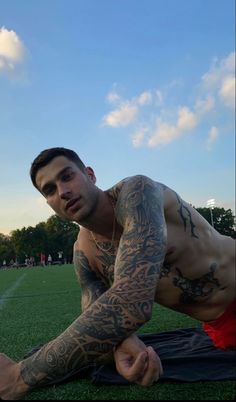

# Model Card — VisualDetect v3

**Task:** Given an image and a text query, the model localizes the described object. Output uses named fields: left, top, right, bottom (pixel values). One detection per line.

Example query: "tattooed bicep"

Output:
left=114, top=176, right=167, bottom=282
left=116, top=175, right=166, bottom=229
left=74, top=250, right=108, bottom=311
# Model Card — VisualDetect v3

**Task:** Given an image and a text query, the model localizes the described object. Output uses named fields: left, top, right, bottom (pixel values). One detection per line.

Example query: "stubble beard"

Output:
left=74, top=190, right=100, bottom=226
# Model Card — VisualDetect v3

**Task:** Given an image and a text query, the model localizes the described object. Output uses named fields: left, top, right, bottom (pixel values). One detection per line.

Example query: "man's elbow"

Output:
left=144, top=311, right=153, bottom=324
left=137, top=302, right=153, bottom=326
left=108, top=286, right=154, bottom=330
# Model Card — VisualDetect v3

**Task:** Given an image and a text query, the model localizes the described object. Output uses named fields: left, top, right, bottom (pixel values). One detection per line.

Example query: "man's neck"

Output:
left=79, top=190, right=116, bottom=239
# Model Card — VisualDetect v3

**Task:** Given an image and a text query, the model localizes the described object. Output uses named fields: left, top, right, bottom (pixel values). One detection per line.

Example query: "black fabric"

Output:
left=92, top=327, right=236, bottom=384
left=24, top=327, right=236, bottom=386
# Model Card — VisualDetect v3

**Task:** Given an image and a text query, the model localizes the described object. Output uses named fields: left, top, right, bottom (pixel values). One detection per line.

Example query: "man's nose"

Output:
left=58, top=183, right=72, bottom=199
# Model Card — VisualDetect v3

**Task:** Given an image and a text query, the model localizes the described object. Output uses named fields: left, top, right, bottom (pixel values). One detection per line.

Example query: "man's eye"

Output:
left=44, top=187, right=55, bottom=196
left=62, top=173, right=73, bottom=181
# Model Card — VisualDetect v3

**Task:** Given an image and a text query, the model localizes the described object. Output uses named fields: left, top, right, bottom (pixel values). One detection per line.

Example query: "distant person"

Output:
left=57, top=251, right=63, bottom=265
left=40, top=253, right=45, bottom=267
left=0, top=147, right=235, bottom=400
left=47, top=254, right=52, bottom=265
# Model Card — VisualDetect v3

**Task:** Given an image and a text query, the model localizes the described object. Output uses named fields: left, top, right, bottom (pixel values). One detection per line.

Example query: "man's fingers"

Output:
left=136, top=346, right=163, bottom=386
left=114, top=342, right=163, bottom=386
left=154, top=348, right=163, bottom=377
left=118, top=351, right=148, bottom=382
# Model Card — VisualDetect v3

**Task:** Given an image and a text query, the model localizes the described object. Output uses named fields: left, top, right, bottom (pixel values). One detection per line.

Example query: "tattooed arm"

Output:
left=17, top=176, right=167, bottom=392
left=73, top=248, right=108, bottom=312
left=73, top=247, right=161, bottom=385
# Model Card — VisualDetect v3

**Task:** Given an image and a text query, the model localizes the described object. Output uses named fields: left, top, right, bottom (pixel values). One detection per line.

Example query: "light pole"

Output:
left=206, top=198, right=215, bottom=227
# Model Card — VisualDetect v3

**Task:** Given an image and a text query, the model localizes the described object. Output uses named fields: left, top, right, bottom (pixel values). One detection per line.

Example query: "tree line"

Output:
left=195, top=207, right=235, bottom=238
left=0, top=207, right=235, bottom=267
left=0, top=215, right=79, bottom=266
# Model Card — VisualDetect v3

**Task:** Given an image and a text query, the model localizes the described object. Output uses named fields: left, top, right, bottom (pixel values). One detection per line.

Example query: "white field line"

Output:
left=0, top=272, right=27, bottom=310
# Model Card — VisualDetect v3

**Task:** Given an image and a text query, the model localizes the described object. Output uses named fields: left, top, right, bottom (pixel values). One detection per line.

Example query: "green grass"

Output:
left=0, top=265, right=235, bottom=400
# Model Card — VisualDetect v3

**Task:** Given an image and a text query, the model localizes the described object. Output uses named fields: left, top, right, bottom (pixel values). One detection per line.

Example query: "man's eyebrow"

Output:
left=41, top=166, right=73, bottom=194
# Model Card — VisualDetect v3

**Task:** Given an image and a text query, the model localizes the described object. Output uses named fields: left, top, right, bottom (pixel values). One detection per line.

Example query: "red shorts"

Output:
left=203, top=299, right=236, bottom=350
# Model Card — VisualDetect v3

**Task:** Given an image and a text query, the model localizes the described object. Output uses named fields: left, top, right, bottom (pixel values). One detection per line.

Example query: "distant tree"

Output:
left=9, top=228, right=26, bottom=263
left=10, top=225, right=49, bottom=264
left=0, top=234, right=15, bottom=264
left=196, top=207, right=235, bottom=238
left=9, top=216, right=79, bottom=265
left=45, top=215, right=79, bottom=263
left=33, top=222, right=50, bottom=260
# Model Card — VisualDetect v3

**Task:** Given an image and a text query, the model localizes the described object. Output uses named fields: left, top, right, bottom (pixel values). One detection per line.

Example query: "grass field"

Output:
left=0, top=265, right=235, bottom=400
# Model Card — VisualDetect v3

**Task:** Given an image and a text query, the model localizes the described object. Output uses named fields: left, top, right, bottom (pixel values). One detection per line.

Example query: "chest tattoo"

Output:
left=173, top=263, right=220, bottom=303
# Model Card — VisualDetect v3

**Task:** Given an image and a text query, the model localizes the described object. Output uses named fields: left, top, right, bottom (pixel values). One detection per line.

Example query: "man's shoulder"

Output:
left=108, top=176, right=169, bottom=223
left=108, top=175, right=161, bottom=195
left=74, top=227, right=91, bottom=252
left=116, top=175, right=167, bottom=196
left=107, top=176, right=173, bottom=218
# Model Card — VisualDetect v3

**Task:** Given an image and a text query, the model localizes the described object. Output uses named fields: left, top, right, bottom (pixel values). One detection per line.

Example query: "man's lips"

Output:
left=65, top=198, right=80, bottom=211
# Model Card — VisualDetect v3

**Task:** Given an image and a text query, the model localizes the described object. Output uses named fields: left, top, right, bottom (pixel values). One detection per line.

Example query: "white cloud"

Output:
left=103, top=89, right=154, bottom=128
left=103, top=101, right=138, bottom=127
left=106, top=91, right=121, bottom=104
left=206, top=126, right=219, bottom=150
left=102, top=51, right=234, bottom=148
left=202, top=51, right=235, bottom=109
left=202, top=52, right=235, bottom=88
left=132, top=126, right=149, bottom=147
left=219, top=76, right=235, bottom=109
left=103, top=89, right=154, bottom=127
left=0, top=27, right=26, bottom=74
left=194, top=95, right=215, bottom=116
left=177, top=107, right=197, bottom=131
left=148, top=106, right=198, bottom=148
left=148, top=121, right=178, bottom=147
left=136, top=91, right=152, bottom=106
left=155, top=90, right=163, bottom=106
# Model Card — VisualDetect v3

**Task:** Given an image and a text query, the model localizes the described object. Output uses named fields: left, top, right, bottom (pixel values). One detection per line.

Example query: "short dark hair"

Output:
left=30, top=147, right=86, bottom=189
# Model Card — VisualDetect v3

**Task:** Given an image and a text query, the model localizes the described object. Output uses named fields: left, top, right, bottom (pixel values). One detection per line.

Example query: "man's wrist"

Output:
left=15, top=362, right=31, bottom=396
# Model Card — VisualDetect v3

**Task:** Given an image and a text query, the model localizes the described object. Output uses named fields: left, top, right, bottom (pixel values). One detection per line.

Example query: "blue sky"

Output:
left=0, top=0, right=235, bottom=235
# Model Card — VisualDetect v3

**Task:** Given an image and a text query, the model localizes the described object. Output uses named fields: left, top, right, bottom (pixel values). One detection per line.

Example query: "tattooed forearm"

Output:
left=175, top=193, right=199, bottom=238
left=20, top=279, right=153, bottom=387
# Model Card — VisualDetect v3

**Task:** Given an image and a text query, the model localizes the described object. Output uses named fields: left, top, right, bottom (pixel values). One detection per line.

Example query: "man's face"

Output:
left=35, top=156, right=99, bottom=223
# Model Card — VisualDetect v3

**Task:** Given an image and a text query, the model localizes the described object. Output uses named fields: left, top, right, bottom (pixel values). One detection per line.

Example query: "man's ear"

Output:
left=85, top=166, right=96, bottom=184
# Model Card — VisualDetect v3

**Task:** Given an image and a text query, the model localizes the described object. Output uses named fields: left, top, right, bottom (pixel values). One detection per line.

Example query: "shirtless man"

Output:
left=0, top=147, right=235, bottom=400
